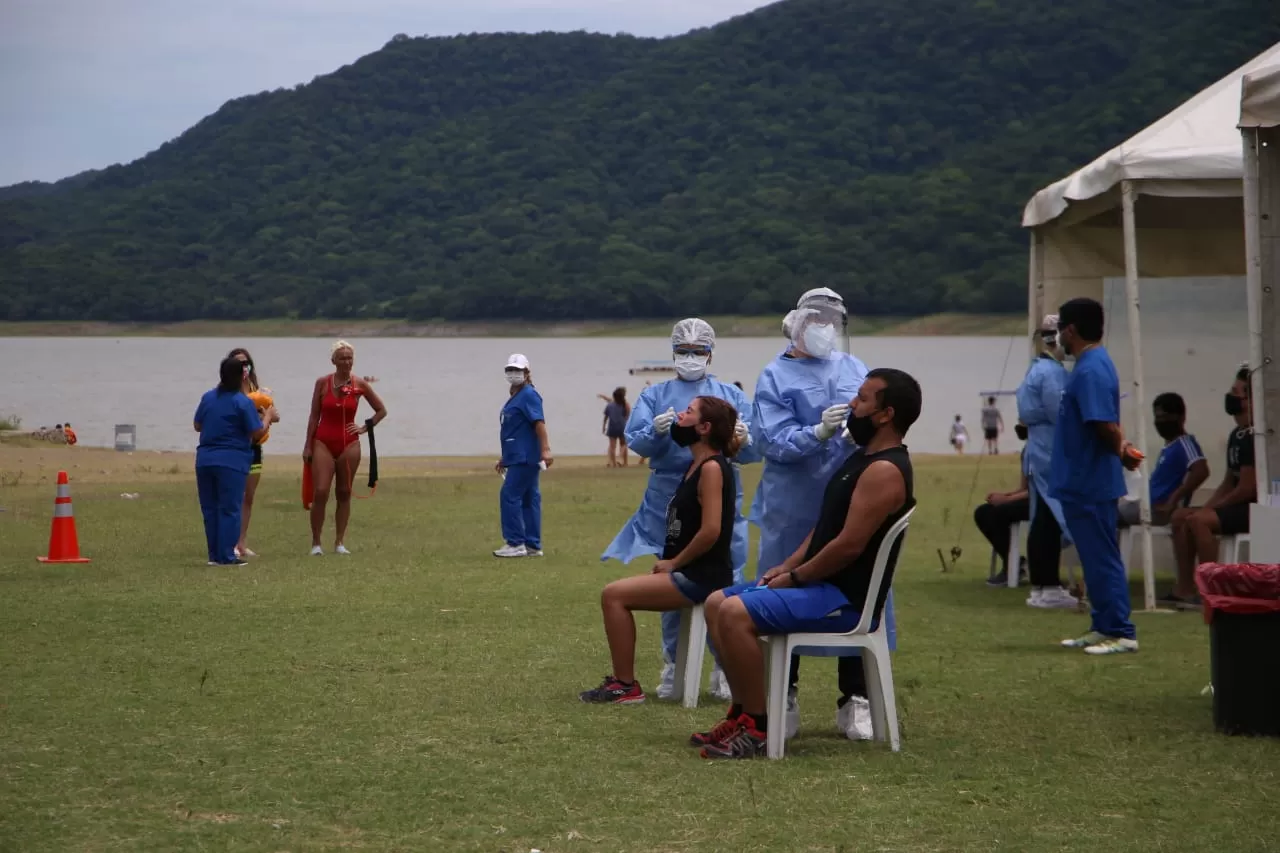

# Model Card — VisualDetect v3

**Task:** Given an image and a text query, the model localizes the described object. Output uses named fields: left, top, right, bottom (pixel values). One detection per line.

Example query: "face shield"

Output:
left=671, top=317, right=715, bottom=381
left=790, top=295, right=848, bottom=358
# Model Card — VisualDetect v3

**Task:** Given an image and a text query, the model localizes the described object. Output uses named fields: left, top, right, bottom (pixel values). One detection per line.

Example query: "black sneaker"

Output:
left=987, top=559, right=1028, bottom=587
left=1158, top=592, right=1201, bottom=611
left=579, top=675, right=645, bottom=705
left=700, top=716, right=766, bottom=759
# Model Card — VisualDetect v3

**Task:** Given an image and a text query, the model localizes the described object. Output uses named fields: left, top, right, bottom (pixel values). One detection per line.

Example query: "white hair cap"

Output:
left=782, top=309, right=797, bottom=339
left=331, top=339, right=354, bottom=356
left=1040, top=314, right=1060, bottom=333
left=671, top=317, right=715, bottom=350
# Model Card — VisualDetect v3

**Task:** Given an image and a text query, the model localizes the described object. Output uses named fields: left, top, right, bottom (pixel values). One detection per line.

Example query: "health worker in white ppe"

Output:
left=749, top=286, right=896, bottom=742
left=602, top=318, right=760, bottom=700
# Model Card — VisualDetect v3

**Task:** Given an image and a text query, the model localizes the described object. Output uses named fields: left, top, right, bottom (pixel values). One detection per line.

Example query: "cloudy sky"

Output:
left=0, top=0, right=773, bottom=187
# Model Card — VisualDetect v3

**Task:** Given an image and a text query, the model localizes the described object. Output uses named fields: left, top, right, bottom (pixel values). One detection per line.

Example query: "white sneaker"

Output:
left=309, top=546, right=323, bottom=557
left=655, top=662, right=676, bottom=700
left=1084, top=637, right=1139, bottom=656
left=708, top=667, right=733, bottom=702
left=1060, top=631, right=1106, bottom=649
left=526, top=549, right=544, bottom=557
left=493, top=544, right=528, bottom=558
left=1030, top=587, right=1079, bottom=609
left=837, top=696, right=874, bottom=741
left=236, top=546, right=257, bottom=558
left=335, top=544, right=351, bottom=555
left=785, top=689, right=800, bottom=740
left=1026, top=587, right=1043, bottom=607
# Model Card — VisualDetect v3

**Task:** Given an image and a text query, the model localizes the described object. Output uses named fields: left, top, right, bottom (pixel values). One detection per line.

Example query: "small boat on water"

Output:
left=629, top=360, right=676, bottom=376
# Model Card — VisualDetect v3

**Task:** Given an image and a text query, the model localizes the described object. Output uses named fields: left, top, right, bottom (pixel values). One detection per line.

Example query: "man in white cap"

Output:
left=495, top=353, right=552, bottom=557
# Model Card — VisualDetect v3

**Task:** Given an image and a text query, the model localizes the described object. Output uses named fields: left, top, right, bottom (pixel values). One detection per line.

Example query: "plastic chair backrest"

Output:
left=849, top=505, right=916, bottom=635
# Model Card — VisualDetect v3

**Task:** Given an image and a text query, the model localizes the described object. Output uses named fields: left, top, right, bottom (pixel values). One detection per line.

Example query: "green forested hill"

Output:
left=2, top=0, right=1277, bottom=323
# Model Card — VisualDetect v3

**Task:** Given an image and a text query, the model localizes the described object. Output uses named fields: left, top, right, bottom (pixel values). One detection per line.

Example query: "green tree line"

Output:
left=1, top=0, right=1277, bottom=322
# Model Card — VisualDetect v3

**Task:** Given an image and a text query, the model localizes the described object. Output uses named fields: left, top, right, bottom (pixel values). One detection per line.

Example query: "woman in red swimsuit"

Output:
left=303, top=340, right=387, bottom=555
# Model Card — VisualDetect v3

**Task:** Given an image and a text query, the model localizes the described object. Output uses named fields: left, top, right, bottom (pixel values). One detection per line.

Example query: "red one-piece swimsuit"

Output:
left=314, top=374, right=364, bottom=457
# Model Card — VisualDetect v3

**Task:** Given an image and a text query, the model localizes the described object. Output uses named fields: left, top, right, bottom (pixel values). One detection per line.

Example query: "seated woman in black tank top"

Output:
left=580, top=396, right=743, bottom=706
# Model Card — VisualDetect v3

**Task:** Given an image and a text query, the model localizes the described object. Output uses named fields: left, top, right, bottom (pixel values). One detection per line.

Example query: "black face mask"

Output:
left=845, top=409, right=882, bottom=446
left=1224, top=394, right=1245, bottom=417
left=1154, top=420, right=1182, bottom=440
left=1014, top=423, right=1028, bottom=441
left=670, top=422, right=699, bottom=447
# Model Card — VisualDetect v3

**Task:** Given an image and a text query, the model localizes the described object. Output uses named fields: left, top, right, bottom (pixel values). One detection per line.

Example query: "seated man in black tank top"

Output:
left=696, top=368, right=921, bottom=759
left=580, top=397, right=743, bottom=705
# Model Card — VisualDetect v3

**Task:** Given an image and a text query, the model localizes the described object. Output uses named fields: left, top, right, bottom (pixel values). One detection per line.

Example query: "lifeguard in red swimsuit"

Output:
left=303, top=340, right=387, bottom=555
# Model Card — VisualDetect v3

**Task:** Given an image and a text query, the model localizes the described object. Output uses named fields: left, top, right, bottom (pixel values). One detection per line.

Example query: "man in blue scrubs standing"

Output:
left=1050, top=298, right=1142, bottom=655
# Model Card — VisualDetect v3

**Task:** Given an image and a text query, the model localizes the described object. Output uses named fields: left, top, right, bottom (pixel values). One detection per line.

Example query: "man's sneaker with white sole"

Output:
left=1084, top=637, right=1139, bottom=655
left=1030, top=587, right=1079, bottom=609
left=708, top=667, right=733, bottom=702
left=1060, top=631, right=1107, bottom=649
left=493, top=544, right=528, bottom=558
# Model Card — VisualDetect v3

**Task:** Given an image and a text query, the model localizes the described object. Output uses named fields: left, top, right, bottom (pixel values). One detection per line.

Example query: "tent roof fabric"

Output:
left=1240, top=64, right=1280, bottom=129
left=1023, top=41, right=1280, bottom=228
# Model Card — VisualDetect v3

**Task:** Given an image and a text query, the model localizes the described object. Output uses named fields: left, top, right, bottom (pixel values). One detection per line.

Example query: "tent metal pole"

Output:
left=1121, top=181, right=1156, bottom=612
left=1243, top=126, right=1273, bottom=498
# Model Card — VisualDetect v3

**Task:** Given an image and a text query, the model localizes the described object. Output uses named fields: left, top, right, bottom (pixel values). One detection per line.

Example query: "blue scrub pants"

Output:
left=196, top=464, right=247, bottom=564
left=1061, top=500, right=1135, bottom=639
left=500, top=463, right=541, bottom=550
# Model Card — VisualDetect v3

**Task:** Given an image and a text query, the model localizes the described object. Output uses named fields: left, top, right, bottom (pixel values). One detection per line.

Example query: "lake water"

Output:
left=2, top=336, right=1040, bottom=457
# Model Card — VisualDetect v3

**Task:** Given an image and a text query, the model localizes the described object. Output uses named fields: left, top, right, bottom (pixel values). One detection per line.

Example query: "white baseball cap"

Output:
left=506, top=353, right=530, bottom=370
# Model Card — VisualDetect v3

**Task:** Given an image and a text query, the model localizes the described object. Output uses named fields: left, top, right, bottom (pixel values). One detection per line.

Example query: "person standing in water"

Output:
left=303, top=340, right=387, bottom=556
left=495, top=354, right=553, bottom=557
left=602, top=387, right=631, bottom=468
left=603, top=319, right=758, bottom=702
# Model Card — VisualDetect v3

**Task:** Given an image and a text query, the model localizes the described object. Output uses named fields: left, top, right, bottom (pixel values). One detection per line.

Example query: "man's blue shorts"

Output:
left=722, top=581, right=868, bottom=635
left=671, top=571, right=720, bottom=605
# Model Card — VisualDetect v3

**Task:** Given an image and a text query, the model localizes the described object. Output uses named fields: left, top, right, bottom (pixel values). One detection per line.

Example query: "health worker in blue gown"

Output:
left=602, top=318, right=760, bottom=700
left=749, top=286, right=896, bottom=742
left=1015, top=314, right=1077, bottom=608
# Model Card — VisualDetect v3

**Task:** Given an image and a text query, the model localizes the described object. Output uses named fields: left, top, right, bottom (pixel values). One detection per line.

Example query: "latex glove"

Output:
left=734, top=419, right=751, bottom=446
left=841, top=426, right=857, bottom=445
left=814, top=404, right=850, bottom=441
left=654, top=407, right=677, bottom=435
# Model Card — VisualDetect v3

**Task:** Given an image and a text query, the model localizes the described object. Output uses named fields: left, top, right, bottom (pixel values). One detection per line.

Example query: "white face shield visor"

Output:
left=790, top=301, right=848, bottom=358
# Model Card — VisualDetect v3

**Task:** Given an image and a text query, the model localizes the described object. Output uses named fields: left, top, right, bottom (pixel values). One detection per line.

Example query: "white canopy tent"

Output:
left=1240, top=63, right=1280, bottom=562
left=1022, top=41, right=1280, bottom=609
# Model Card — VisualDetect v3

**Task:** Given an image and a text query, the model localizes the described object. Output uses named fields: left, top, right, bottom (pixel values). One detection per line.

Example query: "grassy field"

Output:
left=0, top=313, right=1027, bottom=340
left=1, top=447, right=1277, bottom=852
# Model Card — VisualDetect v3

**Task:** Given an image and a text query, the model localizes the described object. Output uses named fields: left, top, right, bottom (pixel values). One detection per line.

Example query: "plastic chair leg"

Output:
left=683, top=606, right=706, bottom=709
left=869, top=639, right=901, bottom=752
left=765, top=638, right=790, bottom=759
left=1007, top=521, right=1024, bottom=588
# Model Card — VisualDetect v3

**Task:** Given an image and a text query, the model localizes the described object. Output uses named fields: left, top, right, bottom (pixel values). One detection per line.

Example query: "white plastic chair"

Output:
left=670, top=604, right=708, bottom=709
left=1219, top=533, right=1250, bottom=564
left=990, top=519, right=1028, bottom=588
left=1118, top=524, right=1172, bottom=578
left=760, top=507, right=915, bottom=759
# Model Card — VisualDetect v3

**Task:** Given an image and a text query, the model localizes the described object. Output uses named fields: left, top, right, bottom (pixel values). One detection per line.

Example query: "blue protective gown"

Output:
left=1015, top=354, right=1070, bottom=543
left=602, top=374, right=761, bottom=661
left=748, top=349, right=897, bottom=653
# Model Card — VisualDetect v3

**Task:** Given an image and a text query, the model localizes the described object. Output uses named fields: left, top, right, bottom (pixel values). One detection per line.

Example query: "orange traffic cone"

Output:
left=37, top=471, right=91, bottom=563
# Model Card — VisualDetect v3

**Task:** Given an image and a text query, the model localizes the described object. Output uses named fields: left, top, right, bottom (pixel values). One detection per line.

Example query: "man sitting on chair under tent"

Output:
left=693, top=368, right=920, bottom=760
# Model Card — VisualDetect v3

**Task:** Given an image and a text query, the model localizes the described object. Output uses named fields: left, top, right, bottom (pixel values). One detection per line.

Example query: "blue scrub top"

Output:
left=1050, top=346, right=1126, bottom=504
left=501, top=384, right=545, bottom=466
left=194, top=388, right=263, bottom=473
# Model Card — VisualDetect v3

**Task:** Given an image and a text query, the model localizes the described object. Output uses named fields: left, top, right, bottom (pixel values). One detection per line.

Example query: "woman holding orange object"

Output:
left=227, top=347, right=279, bottom=558
left=303, top=340, right=387, bottom=555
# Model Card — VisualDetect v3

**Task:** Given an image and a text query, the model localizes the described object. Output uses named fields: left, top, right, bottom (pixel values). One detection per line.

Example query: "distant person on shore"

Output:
left=303, top=341, right=387, bottom=556
left=949, top=415, right=968, bottom=454
left=495, top=354, right=553, bottom=558
left=982, top=397, right=1004, bottom=454
left=603, top=319, right=757, bottom=701
left=227, top=348, right=280, bottom=558
left=602, top=387, right=631, bottom=468
left=62, top=423, right=77, bottom=445
left=195, top=357, right=274, bottom=566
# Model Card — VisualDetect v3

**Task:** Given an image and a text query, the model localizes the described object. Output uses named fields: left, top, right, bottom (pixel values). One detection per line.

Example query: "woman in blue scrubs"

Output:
left=495, top=354, right=553, bottom=558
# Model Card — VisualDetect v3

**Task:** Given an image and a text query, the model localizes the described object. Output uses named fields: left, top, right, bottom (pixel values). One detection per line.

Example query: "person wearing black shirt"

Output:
left=1171, top=367, right=1257, bottom=604
left=580, top=396, right=742, bottom=705
left=695, top=368, right=920, bottom=759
